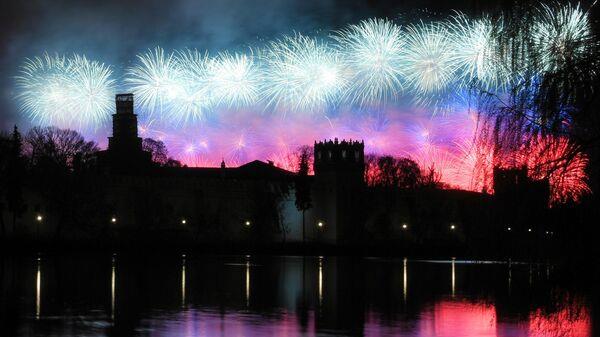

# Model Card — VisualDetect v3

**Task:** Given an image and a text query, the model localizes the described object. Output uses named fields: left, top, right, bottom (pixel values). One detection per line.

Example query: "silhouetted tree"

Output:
left=294, top=146, right=312, bottom=244
left=142, top=138, right=168, bottom=165
left=396, top=158, right=421, bottom=189
left=377, top=156, right=398, bottom=187
left=5, top=126, right=26, bottom=233
left=373, top=155, right=421, bottom=189
left=419, top=165, right=445, bottom=189
left=364, top=154, right=379, bottom=186
left=0, top=132, right=10, bottom=237
left=143, top=138, right=182, bottom=167
left=25, top=126, right=100, bottom=239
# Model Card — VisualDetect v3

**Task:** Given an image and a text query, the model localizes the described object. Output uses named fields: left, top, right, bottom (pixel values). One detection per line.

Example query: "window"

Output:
left=328, top=151, right=332, bottom=159
left=342, top=150, right=347, bottom=158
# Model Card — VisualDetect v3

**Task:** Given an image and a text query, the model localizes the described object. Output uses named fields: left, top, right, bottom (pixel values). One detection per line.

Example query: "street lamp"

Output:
left=36, top=214, right=43, bottom=222
left=528, top=228, right=532, bottom=232
left=450, top=224, right=456, bottom=230
left=402, top=223, right=408, bottom=230
left=507, top=227, right=512, bottom=231
left=317, top=221, right=324, bottom=228
left=181, top=219, right=187, bottom=225
left=245, top=220, right=251, bottom=227
left=111, top=217, right=117, bottom=224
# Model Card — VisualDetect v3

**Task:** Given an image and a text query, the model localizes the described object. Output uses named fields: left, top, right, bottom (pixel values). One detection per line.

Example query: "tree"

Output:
left=142, top=138, right=168, bottom=165
left=396, top=158, right=421, bottom=189
left=25, top=126, right=100, bottom=239
left=5, top=126, right=26, bottom=233
left=294, top=146, right=312, bottom=244
left=0, top=132, right=10, bottom=237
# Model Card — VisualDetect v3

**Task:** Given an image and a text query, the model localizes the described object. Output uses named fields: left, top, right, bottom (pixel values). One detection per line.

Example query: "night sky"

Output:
left=0, top=0, right=509, bottom=130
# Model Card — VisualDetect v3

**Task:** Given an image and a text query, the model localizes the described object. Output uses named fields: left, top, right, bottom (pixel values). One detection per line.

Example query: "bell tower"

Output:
left=99, top=93, right=151, bottom=172
left=108, top=93, right=143, bottom=153
left=311, top=138, right=365, bottom=244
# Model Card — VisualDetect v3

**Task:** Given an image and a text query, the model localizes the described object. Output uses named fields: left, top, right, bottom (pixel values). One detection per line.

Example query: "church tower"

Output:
left=98, top=94, right=151, bottom=172
left=311, top=139, right=365, bottom=244
left=108, top=94, right=143, bottom=153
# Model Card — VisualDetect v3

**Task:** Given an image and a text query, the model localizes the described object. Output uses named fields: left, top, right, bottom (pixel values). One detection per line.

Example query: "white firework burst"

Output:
left=261, top=34, right=345, bottom=114
left=333, top=18, right=405, bottom=107
left=532, top=3, right=592, bottom=72
left=15, top=53, right=115, bottom=130
left=403, top=22, right=456, bottom=99
left=207, top=52, right=261, bottom=108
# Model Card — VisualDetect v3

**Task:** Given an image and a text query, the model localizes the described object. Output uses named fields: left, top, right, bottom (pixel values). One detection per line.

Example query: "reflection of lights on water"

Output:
left=451, top=258, right=456, bottom=297
left=403, top=257, right=408, bottom=303
left=245, top=256, right=250, bottom=307
left=508, top=259, right=512, bottom=295
left=111, top=255, right=116, bottom=321
left=318, top=256, right=323, bottom=306
left=530, top=264, right=535, bottom=284
left=35, top=257, right=41, bottom=320
left=181, top=254, right=186, bottom=308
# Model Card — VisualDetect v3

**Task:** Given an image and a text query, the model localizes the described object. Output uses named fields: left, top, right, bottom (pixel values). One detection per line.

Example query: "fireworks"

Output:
left=403, top=22, right=455, bottom=99
left=126, top=47, right=182, bottom=116
left=261, top=34, right=345, bottom=113
left=13, top=3, right=594, bottom=205
left=16, top=53, right=115, bottom=130
left=333, top=18, right=405, bottom=107
left=208, top=52, right=261, bottom=108
left=448, top=13, right=507, bottom=90
left=533, top=3, right=592, bottom=72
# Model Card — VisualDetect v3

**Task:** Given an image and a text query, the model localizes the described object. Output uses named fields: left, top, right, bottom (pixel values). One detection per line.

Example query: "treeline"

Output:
left=364, top=154, right=445, bottom=190
left=0, top=125, right=179, bottom=239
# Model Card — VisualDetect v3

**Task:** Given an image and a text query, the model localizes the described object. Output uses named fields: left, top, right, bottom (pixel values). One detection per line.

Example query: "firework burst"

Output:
left=333, top=18, right=405, bottom=107
left=448, top=13, right=507, bottom=90
left=403, top=22, right=456, bottom=105
left=16, top=53, right=115, bottom=130
left=126, top=47, right=182, bottom=116
left=261, top=34, right=345, bottom=113
left=532, top=3, right=592, bottom=72
left=208, top=52, right=261, bottom=108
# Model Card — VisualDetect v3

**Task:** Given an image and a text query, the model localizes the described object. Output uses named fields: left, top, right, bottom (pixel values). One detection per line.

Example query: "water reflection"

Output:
left=451, top=257, right=456, bottom=297
left=4, top=255, right=594, bottom=336
left=318, top=256, right=323, bottom=307
left=403, top=257, right=407, bottom=303
left=35, top=257, right=41, bottom=320
left=245, top=255, right=250, bottom=307
left=111, top=254, right=116, bottom=321
left=181, top=254, right=186, bottom=308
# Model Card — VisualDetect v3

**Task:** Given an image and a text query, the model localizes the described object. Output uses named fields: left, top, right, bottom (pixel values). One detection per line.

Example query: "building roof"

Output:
left=150, top=160, right=295, bottom=180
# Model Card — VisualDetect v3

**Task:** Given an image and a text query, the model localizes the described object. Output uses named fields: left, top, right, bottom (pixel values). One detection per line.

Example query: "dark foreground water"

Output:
left=0, top=254, right=595, bottom=337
